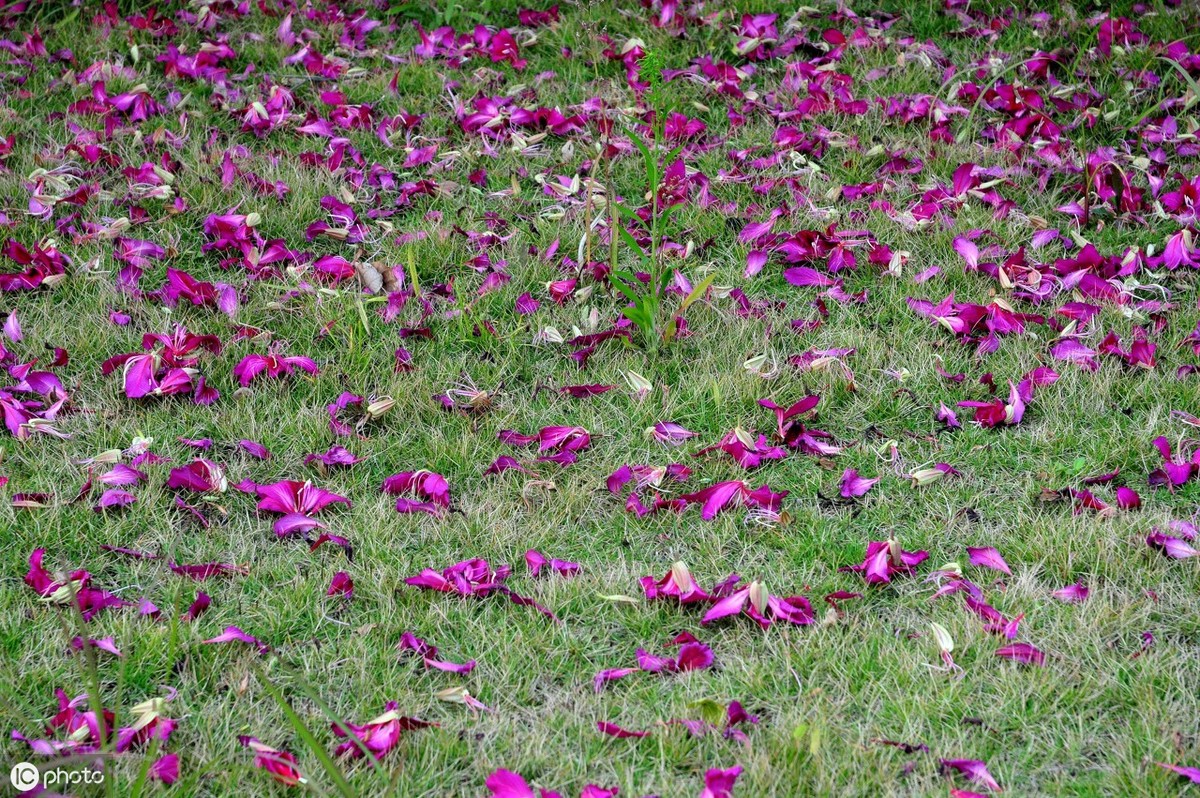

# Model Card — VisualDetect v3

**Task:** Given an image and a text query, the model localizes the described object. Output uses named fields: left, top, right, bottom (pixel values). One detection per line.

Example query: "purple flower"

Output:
left=839, top=469, right=880, bottom=498
left=382, top=470, right=451, bottom=514
left=841, top=540, right=929, bottom=584
left=701, top=580, right=814, bottom=628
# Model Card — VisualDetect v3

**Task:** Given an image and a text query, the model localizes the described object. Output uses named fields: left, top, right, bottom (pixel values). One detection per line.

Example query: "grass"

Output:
left=1, top=0, right=1199, bottom=795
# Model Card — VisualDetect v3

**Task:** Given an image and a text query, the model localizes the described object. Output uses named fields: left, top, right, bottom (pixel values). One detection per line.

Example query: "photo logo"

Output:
left=8, top=761, right=105, bottom=790
left=9, top=762, right=39, bottom=790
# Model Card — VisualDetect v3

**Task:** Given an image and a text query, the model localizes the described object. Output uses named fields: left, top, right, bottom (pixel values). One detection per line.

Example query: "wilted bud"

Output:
left=670, top=561, right=694, bottom=589
left=87, top=449, right=124, bottom=465
left=886, top=538, right=903, bottom=566
left=910, top=467, right=947, bottom=487
left=625, top=370, right=652, bottom=401
left=936, top=561, right=963, bottom=577
left=743, top=352, right=768, bottom=372
left=748, top=580, right=769, bottom=616
left=365, top=396, right=396, bottom=420
left=733, top=426, right=756, bottom=448
left=435, top=686, right=489, bottom=711
left=930, top=621, right=954, bottom=654
left=46, top=580, right=85, bottom=606
left=130, top=696, right=169, bottom=729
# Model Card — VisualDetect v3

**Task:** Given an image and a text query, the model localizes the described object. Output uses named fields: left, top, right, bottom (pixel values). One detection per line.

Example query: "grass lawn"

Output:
left=1, top=0, right=1199, bottom=795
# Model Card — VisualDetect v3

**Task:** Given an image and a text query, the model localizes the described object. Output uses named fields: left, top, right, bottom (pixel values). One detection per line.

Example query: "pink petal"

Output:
left=966, top=546, right=1012, bottom=576
left=596, top=721, right=650, bottom=738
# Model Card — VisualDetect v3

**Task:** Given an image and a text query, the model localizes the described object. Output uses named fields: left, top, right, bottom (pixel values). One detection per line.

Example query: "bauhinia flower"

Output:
left=929, top=622, right=960, bottom=672
left=166, top=459, right=228, bottom=493
left=405, top=558, right=558, bottom=620
left=483, top=768, right=618, bottom=798
left=699, top=765, right=743, bottom=798
left=678, top=480, right=787, bottom=520
left=939, top=758, right=1002, bottom=793
left=525, top=550, right=580, bottom=578
left=381, top=470, right=451, bottom=515
left=500, top=425, right=592, bottom=466
left=331, top=702, right=433, bottom=759
left=908, top=463, right=960, bottom=487
left=701, top=579, right=815, bottom=628
left=115, top=690, right=179, bottom=752
left=595, top=633, right=715, bottom=691
left=694, top=428, right=786, bottom=469
left=1146, top=530, right=1199, bottom=559
left=12, top=689, right=112, bottom=756
left=758, top=395, right=841, bottom=455
left=398, top=631, right=476, bottom=674
left=841, top=539, right=930, bottom=584
left=233, top=351, right=319, bottom=387
left=102, top=324, right=221, bottom=405
left=239, top=736, right=306, bottom=786
left=24, top=548, right=130, bottom=621
left=641, top=561, right=716, bottom=604
left=1148, top=436, right=1199, bottom=488
left=839, top=469, right=880, bottom=498
left=255, top=479, right=350, bottom=537
left=647, top=421, right=698, bottom=445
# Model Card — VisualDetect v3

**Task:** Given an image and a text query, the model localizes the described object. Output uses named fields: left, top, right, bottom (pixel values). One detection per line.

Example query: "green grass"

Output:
left=1, top=1, right=1199, bottom=796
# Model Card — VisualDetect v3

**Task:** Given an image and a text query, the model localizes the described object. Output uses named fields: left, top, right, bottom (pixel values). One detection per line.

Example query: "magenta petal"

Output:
left=238, top=439, right=272, bottom=459
left=940, top=759, right=1002, bottom=792
left=1147, top=532, right=1200, bottom=559
left=702, top=588, right=749, bottom=625
left=593, top=668, right=638, bottom=692
left=426, top=657, right=476, bottom=674
left=995, top=642, right=1045, bottom=666
left=965, top=546, right=1012, bottom=576
left=273, top=512, right=325, bottom=537
left=1115, top=486, right=1140, bottom=509
left=484, top=455, right=528, bottom=475
left=525, top=549, right=547, bottom=576
left=1051, top=582, right=1089, bottom=603
left=596, top=721, right=650, bottom=738
left=485, top=769, right=536, bottom=798
left=93, top=488, right=136, bottom=511
left=1157, top=763, right=1200, bottom=784
left=839, top=468, right=880, bottom=498
left=203, top=626, right=267, bottom=652
left=700, top=765, right=743, bottom=798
